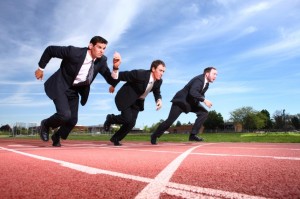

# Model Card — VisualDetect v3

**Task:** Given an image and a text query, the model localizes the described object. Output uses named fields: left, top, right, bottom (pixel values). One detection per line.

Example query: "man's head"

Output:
left=150, top=60, right=166, bottom=81
left=88, top=36, right=108, bottom=59
left=203, top=66, right=217, bottom=83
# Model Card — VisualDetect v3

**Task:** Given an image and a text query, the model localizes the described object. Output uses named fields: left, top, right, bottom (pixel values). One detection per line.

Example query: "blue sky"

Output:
left=1, top=0, right=299, bottom=129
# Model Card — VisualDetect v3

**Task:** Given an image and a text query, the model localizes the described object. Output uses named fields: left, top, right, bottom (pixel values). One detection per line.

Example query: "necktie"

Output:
left=204, top=83, right=209, bottom=90
left=86, top=61, right=94, bottom=84
left=139, top=81, right=154, bottom=99
left=202, top=83, right=209, bottom=94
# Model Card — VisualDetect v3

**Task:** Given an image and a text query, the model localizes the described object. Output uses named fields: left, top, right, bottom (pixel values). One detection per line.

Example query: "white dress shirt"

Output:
left=139, top=74, right=154, bottom=99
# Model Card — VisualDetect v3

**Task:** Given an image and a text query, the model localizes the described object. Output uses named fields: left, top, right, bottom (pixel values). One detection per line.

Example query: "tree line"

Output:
left=143, top=106, right=300, bottom=133
left=1, top=106, right=299, bottom=134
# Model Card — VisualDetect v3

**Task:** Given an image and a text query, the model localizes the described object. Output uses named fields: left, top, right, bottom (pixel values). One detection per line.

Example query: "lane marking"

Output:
left=0, top=146, right=267, bottom=199
left=166, top=182, right=268, bottom=199
left=192, top=152, right=300, bottom=161
left=135, top=144, right=208, bottom=199
left=2, top=143, right=300, bottom=161
left=0, top=146, right=151, bottom=182
left=208, top=146, right=300, bottom=151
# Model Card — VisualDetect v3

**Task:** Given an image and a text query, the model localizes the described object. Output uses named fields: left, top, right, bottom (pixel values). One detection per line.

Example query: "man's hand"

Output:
left=109, top=86, right=115, bottom=93
left=156, top=99, right=162, bottom=110
left=35, top=68, right=43, bottom=80
left=203, top=99, right=212, bottom=108
left=113, top=51, right=121, bottom=69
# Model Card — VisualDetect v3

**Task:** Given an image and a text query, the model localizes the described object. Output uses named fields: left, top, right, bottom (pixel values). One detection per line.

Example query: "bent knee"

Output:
left=57, top=111, right=72, bottom=123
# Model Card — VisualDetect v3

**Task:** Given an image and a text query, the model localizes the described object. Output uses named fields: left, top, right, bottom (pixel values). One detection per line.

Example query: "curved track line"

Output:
left=135, top=144, right=209, bottom=199
left=0, top=145, right=268, bottom=199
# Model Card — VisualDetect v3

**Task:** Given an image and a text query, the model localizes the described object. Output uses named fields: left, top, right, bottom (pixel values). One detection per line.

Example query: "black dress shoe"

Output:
left=51, top=133, right=61, bottom=147
left=151, top=134, right=157, bottom=145
left=110, top=137, right=122, bottom=146
left=113, top=141, right=122, bottom=146
left=40, top=120, right=50, bottom=142
left=189, top=134, right=204, bottom=142
left=104, top=114, right=112, bottom=131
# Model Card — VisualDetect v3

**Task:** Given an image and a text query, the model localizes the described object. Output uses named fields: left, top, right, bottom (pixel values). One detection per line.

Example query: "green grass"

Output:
left=71, top=132, right=300, bottom=143
left=1, top=132, right=300, bottom=143
left=124, top=132, right=300, bottom=143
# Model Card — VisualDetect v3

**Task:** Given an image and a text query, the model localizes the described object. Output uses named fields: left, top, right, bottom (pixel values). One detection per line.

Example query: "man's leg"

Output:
left=189, top=106, right=208, bottom=141
left=151, top=104, right=183, bottom=144
left=110, top=107, right=138, bottom=146
left=50, top=90, right=79, bottom=146
left=40, top=94, right=71, bottom=142
left=55, top=94, right=79, bottom=141
left=104, top=108, right=131, bottom=132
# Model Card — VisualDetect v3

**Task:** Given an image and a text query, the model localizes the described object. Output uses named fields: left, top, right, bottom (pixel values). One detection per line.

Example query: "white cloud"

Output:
left=1, top=0, right=300, bottom=127
left=239, top=29, right=300, bottom=59
left=240, top=2, right=271, bottom=16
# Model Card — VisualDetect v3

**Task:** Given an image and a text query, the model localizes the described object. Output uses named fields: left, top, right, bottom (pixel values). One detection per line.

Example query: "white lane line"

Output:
left=0, top=146, right=151, bottom=182
left=166, top=182, right=268, bottom=199
left=209, top=146, right=300, bottom=151
left=192, top=152, right=300, bottom=161
left=135, top=144, right=209, bottom=199
left=0, top=146, right=268, bottom=199
left=3, top=144, right=300, bottom=161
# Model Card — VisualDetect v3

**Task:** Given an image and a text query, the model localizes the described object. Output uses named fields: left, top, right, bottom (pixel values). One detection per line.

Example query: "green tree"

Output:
left=260, top=109, right=273, bottom=129
left=244, top=112, right=267, bottom=130
left=230, top=106, right=268, bottom=131
left=230, top=106, right=255, bottom=124
left=291, top=116, right=300, bottom=129
left=143, top=119, right=164, bottom=133
left=204, top=110, right=224, bottom=131
left=273, top=110, right=284, bottom=129
left=175, top=121, right=182, bottom=127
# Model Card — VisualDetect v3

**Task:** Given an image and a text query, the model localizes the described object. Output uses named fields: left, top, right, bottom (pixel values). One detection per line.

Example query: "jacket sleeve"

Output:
left=38, top=46, right=74, bottom=69
left=188, top=78, right=205, bottom=104
left=152, top=80, right=162, bottom=102
left=97, top=56, right=120, bottom=87
left=117, top=70, right=144, bottom=83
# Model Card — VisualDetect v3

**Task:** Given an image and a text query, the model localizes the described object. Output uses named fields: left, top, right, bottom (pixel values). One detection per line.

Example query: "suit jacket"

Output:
left=38, top=45, right=118, bottom=106
left=115, top=69, right=162, bottom=111
left=171, top=74, right=209, bottom=113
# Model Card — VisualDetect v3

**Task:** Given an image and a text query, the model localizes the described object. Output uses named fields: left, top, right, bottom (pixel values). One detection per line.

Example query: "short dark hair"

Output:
left=203, top=66, right=216, bottom=74
left=90, top=36, right=108, bottom=45
left=150, top=60, right=165, bottom=70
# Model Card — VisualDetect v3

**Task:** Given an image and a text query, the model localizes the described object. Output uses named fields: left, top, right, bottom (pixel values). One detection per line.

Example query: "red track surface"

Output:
left=1, top=138, right=300, bottom=199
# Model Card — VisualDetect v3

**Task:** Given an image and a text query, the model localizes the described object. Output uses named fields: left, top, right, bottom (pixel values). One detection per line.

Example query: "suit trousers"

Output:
left=153, top=103, right=208, bottom=137
left=44, top=88, right=79, bottom=139
left=110, top=106, right=140, bottom=141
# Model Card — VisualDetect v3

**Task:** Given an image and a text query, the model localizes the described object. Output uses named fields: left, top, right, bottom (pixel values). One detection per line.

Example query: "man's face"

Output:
left=206, top=69, right=218, bottom=83
left=89, top=42, right=106, bottom=59
left=152, top=64, right=165, bottom=81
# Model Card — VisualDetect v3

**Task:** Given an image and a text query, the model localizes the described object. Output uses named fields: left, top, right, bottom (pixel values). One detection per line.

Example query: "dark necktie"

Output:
left=86, top=61, right=94, bottom=84
left=73, top=61, right=95, bottom=87
left=202, top=83, right=209, bottom=94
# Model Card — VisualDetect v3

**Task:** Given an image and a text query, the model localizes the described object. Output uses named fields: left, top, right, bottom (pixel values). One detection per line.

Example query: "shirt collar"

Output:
left=149, top=73, right=154, bottom=84
left=204, top=78, right=208, bottom=85
left=86, top=51, right=95, bottom=63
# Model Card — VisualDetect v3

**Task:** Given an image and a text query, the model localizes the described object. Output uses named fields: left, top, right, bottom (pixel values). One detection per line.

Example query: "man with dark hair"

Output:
left=151, top=67, right=217, bottom=144
left=35, top=36, right=121, bottom=147
left=104, top=60, right=166, bottom=146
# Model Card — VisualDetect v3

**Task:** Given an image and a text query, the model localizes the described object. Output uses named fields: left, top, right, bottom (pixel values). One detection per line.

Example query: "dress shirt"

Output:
left=139, top=74, right=154, bottom=99
left=73, top=51, right=94, bottom=85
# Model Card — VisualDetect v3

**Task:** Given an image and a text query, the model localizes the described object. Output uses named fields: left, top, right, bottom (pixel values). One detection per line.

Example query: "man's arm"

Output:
left=35, top=46, right=73, bottom=80
left=189, top=78, right=205, bottom=103
left=153, top=80, right=163, bottom=110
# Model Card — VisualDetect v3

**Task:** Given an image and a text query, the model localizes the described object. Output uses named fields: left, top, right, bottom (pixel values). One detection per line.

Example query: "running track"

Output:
left=1, top=138, right=300, bottom=198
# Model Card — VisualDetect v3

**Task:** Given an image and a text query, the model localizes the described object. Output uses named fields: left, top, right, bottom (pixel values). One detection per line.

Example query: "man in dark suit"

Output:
left=34, top=36, right=121, bottom=147
left=103, top=60, right=166, bottom=146
left=151, top=67, right=217, bottom=145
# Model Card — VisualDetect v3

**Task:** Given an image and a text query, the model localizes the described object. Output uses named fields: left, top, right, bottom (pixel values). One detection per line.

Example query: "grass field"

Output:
left=2, top=132, right=300, bottom=143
